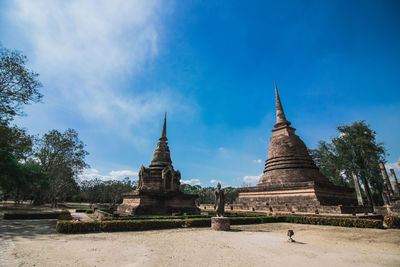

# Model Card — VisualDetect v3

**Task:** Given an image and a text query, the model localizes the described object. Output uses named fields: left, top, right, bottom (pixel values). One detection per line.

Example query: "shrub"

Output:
left=384, top=216, right=400, bottom=228
left=102, top=214, right=212, bottom=221
left=4, top=210, right=71, bottom=220
left=58, top=210, right=73, bottom=220
left=100, top=219, right=183, bottom=232
left=75, top=209, right=94, bottom=213
left=282, top=216, right=383, bottom=229
left=56, top=220, right=101, bottom=233
left=55, top=214, right=385, bottom=233
left=56, top=219, right=184, bottom=233
left=184, top=218, right=211, bottom=227
left=230, top=217, right=262, bottom=225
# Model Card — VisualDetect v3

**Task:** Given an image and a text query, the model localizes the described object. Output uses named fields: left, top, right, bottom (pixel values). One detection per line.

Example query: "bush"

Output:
left=282, top=216, right=383, bottom=229
left=203, top=210, right=265, bottom=217
left=75, top=209, right=94, bottom=213
left=56, top=219, right=184, bottom=233
left=184, top=218, right=211, bottom=227
left=102, top=214, right=212, bottom=221
left=55, top=214, right=386, bottom=233
left=4, top=210, right=71, bottom=220
left=230, top=217, right=262, bottom=225
left=56, top=220, right=101, bottom=233
left=101, top=219, right=183, bottom=232
left=384, top=216, right=400, bottom=228
left=58, top=210, right=73, bottom=220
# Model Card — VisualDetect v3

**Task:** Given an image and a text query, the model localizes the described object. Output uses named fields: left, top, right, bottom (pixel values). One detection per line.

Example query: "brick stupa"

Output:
left=235, top=82, right=359, bottom=214
left=118, top=114, right=200, bottom=215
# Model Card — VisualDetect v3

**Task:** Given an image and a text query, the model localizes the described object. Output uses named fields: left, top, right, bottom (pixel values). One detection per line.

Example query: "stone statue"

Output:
left=215, top=183, right=225, bottom=217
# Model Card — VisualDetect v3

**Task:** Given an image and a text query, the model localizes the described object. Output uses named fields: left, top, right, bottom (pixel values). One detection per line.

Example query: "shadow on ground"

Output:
left=229, top=228, right=271, bottom=233
left=0, top=218, right=57, bottom=240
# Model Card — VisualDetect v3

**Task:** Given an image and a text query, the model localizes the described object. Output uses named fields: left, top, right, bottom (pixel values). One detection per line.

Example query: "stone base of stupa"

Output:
left=234, top=181, right=362, bottom=215
left=117, top=190, right=200, bottom=216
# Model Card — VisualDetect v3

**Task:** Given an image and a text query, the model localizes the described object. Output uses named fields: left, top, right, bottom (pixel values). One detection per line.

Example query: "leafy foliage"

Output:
left=35, top=129, right=88, bottom=206
left=310, top=121, right=386, bottom=205
left=56, top=214, right=384, bottom=233
left=384, top=216, right=400, bottom=228
left=78, top=178, right=136, bottom=204
left=180, top=184, right=238, bottom=205
left=0, top=47, right=42, bottom=121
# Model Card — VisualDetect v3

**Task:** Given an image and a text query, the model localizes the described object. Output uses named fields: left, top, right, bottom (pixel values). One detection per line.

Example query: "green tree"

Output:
left=333, top=121, right=386, bottom=205
left=0, top=47, right=42, bottom=121
left=223, top=186, right=238, bottom=204
left=35, top=129, right=89, bottom=207
left=310, top=121, right=386, bottom=206
left=309, top=141, right=345, bottom=186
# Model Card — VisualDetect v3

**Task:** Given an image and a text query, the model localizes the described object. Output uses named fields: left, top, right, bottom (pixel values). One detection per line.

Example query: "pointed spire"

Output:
left=160, top=112, right=167, bottom=141
left=274, top=81, right=291, bottom=128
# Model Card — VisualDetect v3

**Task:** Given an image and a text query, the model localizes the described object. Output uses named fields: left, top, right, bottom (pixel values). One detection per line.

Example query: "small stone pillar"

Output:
left=389, top=169, right=400, bottom=196
left=211, top=217, right=230, bottom=231
left=352, top=171, right=364, bottom=206
left=379, top=162, right=394, bottom=197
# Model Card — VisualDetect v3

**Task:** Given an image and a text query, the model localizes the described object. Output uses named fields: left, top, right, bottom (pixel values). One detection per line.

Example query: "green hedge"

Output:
left=56, top=220, right=101, bottom=233
left=281, top=216, right=383, bottom=228
left=4, top=210, right=72, bottom=220
left=56, top=219, right=184, bottom=233
left=184, top=218, right=211, bottom=227
left=384, top=216, right=400, bottom=228
left=56, top=215, right=385, bottom=233
left=203, top=210, right=266, bottom=217
left=103, top=214, right=212, bottom=221
left=101, top=219, right=183, bottom=232
left=75, top=209, right=94, bottom=213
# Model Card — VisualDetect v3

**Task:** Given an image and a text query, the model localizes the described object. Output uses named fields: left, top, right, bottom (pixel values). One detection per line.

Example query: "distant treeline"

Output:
left=180, top=184, right=238, bottom=205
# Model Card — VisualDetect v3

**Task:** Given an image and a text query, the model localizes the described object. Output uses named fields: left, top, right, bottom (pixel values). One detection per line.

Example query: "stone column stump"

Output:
left=211, top=217, right=230, bottom=231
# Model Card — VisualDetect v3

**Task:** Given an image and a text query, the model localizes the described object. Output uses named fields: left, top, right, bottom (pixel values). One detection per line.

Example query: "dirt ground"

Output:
left=1, top=219, right=399, bottom=267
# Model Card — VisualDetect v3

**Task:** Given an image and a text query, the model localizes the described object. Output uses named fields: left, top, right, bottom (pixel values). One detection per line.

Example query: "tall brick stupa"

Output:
left=234, top=82, right=359, bottom=214
left=118, top=114, right=200, bottom=215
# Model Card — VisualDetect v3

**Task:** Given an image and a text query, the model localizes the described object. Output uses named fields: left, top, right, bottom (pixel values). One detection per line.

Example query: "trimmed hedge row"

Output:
left=57, top=219, right=185, bottom=233
left=75, top=209, right=94, bottom=213
left=102, top=214, right=212, bottom=221
left=384, top=216, right=400, bottom=228
left=282, top=216, right=383, bottom=229
left=3, top=210, right=72, bottom=220
left=204, top=210, right=266, bottom=217
left=184, top=218, right=211, bottom=228
left=57, top=215, right=387, bottom=233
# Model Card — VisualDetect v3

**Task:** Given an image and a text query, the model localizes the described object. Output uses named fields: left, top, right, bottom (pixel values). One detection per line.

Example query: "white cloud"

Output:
left=79, top=168, right=138, bottom=181
left=243, top=174, right=261, bottom=186
left=8, top=0, right=194, bottom=146
left=210, top=179, right=221, bottom=184
left=109, top=170, right=138, bottom=178
left=253, top=159, right=262, bottom=163
left=181, top=179, right=201, bottom=186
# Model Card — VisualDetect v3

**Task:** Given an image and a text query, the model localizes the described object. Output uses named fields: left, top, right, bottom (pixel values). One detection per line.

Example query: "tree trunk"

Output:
left=359, top=174, right=375, bottom=206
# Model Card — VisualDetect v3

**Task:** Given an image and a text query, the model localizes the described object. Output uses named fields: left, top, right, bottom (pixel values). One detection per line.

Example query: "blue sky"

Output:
left=1, top=0, right=399, bottom=186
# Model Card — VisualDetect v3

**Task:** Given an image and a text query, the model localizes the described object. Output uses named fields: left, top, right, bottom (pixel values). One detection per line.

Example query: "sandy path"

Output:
left=2, top=220, right=400, bottom=267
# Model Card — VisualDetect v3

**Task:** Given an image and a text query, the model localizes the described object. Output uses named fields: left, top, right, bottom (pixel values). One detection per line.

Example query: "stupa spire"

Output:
left=274, top=81, right=291, bottom=128
left=151, top=113, right=171, bottom=166
left=160, top=112, right=167, bottom=141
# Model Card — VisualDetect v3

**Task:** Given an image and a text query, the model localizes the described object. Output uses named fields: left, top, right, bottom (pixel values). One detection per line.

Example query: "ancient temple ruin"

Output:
left=234, top=82, right=360, bottom=214
left=117, top=114, right=200, bottom=215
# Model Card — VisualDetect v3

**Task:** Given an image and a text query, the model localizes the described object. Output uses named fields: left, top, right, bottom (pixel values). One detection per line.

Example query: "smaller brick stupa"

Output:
left=235, top=82, right=359, bottom=214
left=118, top=114, right=200, bottom=215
